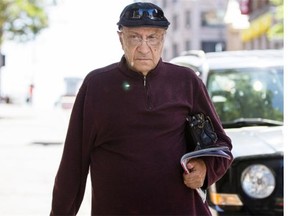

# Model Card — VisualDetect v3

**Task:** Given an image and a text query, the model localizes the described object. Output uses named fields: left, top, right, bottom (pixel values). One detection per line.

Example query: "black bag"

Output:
left=185, top=113, right=218, bottom=151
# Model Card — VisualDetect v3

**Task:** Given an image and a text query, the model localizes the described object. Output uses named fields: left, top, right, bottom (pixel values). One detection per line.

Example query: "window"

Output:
left=172, top=43, right=179, bottom=57
left=185, top=10, right=191, bottom=28
left=207, top=67, right=283, bottom=122
left=162, top=0, right=167, bottom=8
left=185, top=40, right=191, bottom=51
left=201, top=41, right=226, bottom=52
left=172, top=15, right=178, bottom=30
left=201, top=11, right=225, bottom=27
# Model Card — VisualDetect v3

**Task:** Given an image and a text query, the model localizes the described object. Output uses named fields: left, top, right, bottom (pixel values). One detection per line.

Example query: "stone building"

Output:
left=151, top=0, right=229, bottom=60
left=138, top=0, right=283, bottom=59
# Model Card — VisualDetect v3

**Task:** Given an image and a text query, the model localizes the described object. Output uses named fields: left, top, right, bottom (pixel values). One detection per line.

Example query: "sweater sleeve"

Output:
left=50, top=76, right=95, bottom=215
left=193, top=77, right=234, bottom=188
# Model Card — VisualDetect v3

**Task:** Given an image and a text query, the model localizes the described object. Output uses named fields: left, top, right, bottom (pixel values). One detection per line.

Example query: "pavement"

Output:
left=0, top=104, right=91, bottom=215
left=0, top=103, right=35, bottom=119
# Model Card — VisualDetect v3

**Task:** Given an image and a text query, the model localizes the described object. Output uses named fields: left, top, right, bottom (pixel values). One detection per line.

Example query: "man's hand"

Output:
left=183, top=158, right=207, bottom=189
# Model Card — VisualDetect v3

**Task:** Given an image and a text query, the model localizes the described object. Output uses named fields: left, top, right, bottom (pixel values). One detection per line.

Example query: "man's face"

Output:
left=118, top=26, right=166, bottom=76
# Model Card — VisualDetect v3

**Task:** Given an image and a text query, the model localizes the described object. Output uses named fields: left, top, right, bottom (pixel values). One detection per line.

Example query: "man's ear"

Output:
left=117, top=31, right=124, bottom=47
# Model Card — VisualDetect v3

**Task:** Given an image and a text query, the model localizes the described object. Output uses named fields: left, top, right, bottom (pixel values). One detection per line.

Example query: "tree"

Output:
left=0, top=0, right=55, bottom=100
left=0, top=0, right=54, bottom=46
left=268, top=0, right=284, bottom=40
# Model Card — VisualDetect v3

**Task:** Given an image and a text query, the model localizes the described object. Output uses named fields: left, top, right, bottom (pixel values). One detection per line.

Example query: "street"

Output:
left=0, top=104, right=91, bottom=215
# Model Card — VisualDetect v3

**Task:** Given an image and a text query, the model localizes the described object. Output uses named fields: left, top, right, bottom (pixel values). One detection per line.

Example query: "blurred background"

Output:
left=0, top=0, right=285, bottom=215
left=0, top=0, right=133, bottom=107
left=0, top=0, right=284, bottom=107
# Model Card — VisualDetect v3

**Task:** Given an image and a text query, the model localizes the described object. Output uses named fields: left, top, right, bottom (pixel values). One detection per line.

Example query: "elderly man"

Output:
left=50, top=2, right=233, bottom=215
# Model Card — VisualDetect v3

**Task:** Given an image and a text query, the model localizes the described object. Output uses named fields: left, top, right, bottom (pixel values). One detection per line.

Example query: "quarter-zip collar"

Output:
left=118, top=56, right=164, bottom=81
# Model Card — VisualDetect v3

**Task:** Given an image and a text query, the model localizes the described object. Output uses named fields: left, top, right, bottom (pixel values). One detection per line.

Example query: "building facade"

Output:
left=135, top=0, right=283, bottom=60
left=238, top=0, right=283, bottom=50
left=152, top=0, right=229, bottom=60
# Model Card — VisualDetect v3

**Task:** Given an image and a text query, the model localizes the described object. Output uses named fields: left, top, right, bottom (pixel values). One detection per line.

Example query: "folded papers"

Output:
left=180, top=146, right=231, bottom=202
left=181, top=146, right=231, bottom=173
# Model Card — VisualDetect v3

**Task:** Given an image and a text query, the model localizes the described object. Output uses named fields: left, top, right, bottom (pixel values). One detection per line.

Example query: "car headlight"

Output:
left=241, top=164, right=275, bottom=199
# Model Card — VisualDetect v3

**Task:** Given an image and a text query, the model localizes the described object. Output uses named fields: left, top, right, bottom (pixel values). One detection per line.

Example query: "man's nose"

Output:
left=137, top=39, right=151, bottom=51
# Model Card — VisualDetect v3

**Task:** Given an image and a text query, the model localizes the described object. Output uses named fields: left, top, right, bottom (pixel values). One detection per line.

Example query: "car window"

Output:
left=206, top=67, right=283, bottom=123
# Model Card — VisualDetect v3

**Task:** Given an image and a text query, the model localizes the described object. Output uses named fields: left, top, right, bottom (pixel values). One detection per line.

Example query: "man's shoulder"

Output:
left=89, top=62, right=119, bottom=77
left=163, top=61, right=199, bottom=78
left=84, top=62, right=119, bottom=82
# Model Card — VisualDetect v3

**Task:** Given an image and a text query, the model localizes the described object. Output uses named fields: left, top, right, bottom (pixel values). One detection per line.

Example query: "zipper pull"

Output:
left=143, top=76, right=147, bottom=87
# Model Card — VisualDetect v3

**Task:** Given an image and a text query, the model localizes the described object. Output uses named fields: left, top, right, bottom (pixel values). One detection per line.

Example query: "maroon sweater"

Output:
left=50, top=57, right=233, bottom=215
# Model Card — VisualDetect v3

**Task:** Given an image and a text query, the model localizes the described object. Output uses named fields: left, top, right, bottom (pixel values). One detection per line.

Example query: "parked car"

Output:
left=170, top=49, right=283, bottom=216
left=55, top=95, right=76, bottom=110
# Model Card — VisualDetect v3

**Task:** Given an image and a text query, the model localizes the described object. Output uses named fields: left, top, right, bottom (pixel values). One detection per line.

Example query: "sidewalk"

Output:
left=0, top=103, right=71, bottom=145
left=0, top=103, right=36, bottom=119
left=0, top=103, right=91, bottom=215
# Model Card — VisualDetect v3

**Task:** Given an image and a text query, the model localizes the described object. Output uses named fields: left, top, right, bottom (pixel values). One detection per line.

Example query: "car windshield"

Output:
left=206, top=66, right=283, bottom=125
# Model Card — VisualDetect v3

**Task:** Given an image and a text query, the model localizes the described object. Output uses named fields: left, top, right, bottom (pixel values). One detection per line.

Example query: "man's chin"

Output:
left=133, top=62, right=155, bottom=74
left=134, top=66, right=154, bottom=75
